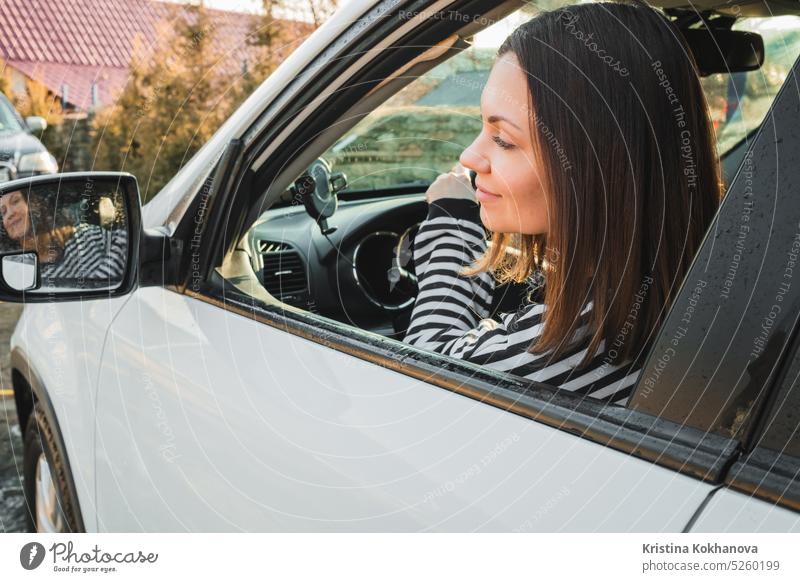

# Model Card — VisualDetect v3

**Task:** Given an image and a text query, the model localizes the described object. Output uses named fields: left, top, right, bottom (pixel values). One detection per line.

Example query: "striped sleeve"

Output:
left=403, top=198, right=643, bottom=405
left=402, top=198, right=558, bottom=367
left=42, top=223, right=128, bottom=284
left=404, top=198, right=507, bottom=360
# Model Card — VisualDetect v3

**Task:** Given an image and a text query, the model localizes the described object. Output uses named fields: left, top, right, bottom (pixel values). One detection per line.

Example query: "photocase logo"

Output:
left=20, top=542, right=46, bottom=570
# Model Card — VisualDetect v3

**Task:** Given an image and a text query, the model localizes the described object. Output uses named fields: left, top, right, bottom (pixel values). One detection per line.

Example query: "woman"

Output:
left=0, top=190, right=76, bottom=263
left=403, top=1, right=722, bottom=405
left=0, top=190, right=128, bottom=286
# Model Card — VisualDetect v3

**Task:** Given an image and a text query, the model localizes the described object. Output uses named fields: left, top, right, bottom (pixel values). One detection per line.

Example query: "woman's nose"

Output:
left=460, top=141, right=490, bottom=175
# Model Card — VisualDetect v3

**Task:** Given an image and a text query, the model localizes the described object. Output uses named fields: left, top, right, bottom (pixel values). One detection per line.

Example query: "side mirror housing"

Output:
left=0, top=172, right=142, bottom=302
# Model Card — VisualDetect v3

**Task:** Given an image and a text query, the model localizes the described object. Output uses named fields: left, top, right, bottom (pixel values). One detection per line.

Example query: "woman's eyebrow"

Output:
left=487, top=114, right=522, bottom=130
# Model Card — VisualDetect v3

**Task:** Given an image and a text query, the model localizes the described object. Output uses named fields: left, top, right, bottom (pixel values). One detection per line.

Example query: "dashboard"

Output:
left=247, top=193, right=429, bottom=338
left=246, top=190, right=532, bottom=338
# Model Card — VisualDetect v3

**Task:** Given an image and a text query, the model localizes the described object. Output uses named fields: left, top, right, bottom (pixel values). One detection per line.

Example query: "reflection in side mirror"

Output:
left=0, top=179, right=129, bottom=293
left=0, top=172, right=141, bottom=302
left=1, top=252, right=37, bottom=291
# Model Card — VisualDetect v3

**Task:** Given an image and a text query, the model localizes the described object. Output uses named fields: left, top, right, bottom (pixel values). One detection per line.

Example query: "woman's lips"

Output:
left=476, top=186, right=501, bottom=203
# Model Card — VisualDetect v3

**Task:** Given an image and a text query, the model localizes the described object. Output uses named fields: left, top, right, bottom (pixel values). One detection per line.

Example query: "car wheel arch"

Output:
left=9, top=347, right=86, bottom=532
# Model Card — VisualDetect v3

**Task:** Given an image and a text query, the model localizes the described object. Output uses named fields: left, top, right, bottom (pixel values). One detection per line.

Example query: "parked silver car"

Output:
left=0, top=92, right=57, bottom=182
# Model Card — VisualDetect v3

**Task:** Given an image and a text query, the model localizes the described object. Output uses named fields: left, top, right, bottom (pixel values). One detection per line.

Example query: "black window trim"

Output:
left=722, top=299, right=800, bottom=511
left=724, top=448, right=800, bottom=512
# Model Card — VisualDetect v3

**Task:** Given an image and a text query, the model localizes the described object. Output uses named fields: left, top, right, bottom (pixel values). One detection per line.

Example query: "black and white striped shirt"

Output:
left=403, top=198, right=641, bottom=406
left=41, top=223, right=128, bottom=288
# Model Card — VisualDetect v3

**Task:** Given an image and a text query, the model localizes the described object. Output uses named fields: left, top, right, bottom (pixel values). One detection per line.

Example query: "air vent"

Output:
left=259, top=240, right=292, bottom=254
left=259, top=240, right=309, bottom=308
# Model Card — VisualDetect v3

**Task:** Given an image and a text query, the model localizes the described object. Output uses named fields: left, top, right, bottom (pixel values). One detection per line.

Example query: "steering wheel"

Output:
left=388, top=223, right=419, bottom=297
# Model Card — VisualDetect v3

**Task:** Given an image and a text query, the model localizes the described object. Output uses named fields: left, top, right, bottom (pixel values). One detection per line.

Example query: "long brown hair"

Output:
left=468, top=1, right=723, bottom=368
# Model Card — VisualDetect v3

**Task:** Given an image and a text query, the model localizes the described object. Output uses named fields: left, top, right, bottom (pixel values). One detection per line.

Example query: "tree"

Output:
left=2, top=67, right=69, bottom=171
left=235, top=0, right=289, bottom=102
left=93, top=5, right=238, bottom=201
left=90, top=2, right=326, bottom=201
left=303, top=0, right=339, bottom=28
left=0, top=59, right=12, bottom=98
left=12, top=77, right=63, bottom=124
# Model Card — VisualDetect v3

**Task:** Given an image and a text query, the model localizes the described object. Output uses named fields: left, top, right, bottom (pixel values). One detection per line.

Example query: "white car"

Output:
left=3, top=0, right=800, bottom=532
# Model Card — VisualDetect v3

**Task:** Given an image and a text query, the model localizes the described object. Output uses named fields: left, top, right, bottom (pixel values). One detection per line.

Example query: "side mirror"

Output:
left=0, top=172, right=142, bottom=302
left=25, top=116, right=47, bottom=133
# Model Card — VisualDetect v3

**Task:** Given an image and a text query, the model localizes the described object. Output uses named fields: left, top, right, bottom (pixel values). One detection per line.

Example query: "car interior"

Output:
left=216, top=0, right=800, bottom=346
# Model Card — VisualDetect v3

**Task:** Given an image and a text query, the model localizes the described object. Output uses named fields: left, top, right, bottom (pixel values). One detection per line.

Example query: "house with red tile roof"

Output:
left=0, top=0, right=311, bottom=111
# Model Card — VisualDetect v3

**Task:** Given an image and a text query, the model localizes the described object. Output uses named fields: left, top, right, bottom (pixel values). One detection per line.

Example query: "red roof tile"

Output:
left=0, top=0, right=164, bottom=66
left=0, top=0, right=310, bottom=110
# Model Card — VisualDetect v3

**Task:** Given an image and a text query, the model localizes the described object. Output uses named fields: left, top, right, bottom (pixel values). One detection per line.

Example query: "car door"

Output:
left=94, top=284, right=722, bottom=532
left=91, top=0, right=792, bottom=532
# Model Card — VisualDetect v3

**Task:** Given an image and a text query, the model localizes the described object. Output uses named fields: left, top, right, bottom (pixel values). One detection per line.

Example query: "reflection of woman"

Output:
left=0, top=190, right=75, bottom=262
left=0, top=190, right=28, bottom=241
left=0, top=190, right=128, bottom=285
left=404, top=1, right=722, bottom=405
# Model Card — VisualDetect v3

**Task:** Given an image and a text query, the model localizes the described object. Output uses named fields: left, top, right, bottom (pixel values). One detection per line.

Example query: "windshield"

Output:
left=702, top=15, right=800, bottom=153
left=323, top=9, right=800, bottom=192
left=0, top=94, right=24, bottom=134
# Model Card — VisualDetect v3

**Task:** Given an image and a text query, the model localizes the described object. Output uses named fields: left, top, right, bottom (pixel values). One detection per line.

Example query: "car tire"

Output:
left=23, top=402, right=81, bottom=532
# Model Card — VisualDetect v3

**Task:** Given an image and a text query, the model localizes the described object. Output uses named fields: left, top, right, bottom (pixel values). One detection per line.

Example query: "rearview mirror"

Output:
left=683, top=29, right=765, bottom=76
left=0, top=172, right=142, bottom=301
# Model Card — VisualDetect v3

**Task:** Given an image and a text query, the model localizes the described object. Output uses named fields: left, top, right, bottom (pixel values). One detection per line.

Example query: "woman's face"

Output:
left=0, top=191, right=31, bottom=241
left=459, top=53, right=550, bottom=235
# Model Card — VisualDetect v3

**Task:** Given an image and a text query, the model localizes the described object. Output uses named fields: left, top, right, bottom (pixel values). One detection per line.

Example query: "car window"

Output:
left=324, top=13, right=800, bottom=192
left=232, top=5, right=800, bottom=422
left=702, top=15, right=800, bottom=155
left=0, top=94, right=24, bottom=134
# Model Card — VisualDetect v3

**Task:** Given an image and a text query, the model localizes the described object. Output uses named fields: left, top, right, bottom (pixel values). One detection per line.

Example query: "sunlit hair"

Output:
left=466, top=0, right=723, bottom=368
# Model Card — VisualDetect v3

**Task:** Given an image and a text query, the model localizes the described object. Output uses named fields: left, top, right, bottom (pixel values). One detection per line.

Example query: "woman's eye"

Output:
left=492, top=135, right=514, bottom=150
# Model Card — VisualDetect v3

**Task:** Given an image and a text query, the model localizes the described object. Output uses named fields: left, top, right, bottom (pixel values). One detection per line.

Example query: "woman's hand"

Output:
left=425, top=162, right=477, bottom=204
